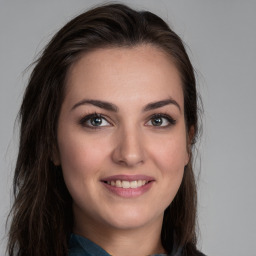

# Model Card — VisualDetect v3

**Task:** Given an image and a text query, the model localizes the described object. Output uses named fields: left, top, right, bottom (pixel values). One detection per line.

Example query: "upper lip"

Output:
left=101, top=175, right=155, bottom=182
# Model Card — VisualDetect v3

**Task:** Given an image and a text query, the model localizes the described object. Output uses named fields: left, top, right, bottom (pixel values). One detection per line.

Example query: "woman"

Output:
left=8, top=3, right=204, bottom=256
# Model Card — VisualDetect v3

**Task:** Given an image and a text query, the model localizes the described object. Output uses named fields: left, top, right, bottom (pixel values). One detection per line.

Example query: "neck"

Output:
left=73, top=211, right=166, bottom=256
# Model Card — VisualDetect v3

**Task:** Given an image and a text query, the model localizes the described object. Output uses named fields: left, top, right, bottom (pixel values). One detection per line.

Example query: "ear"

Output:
left=185, top=126, right=195, bottom=165
left=51, top=144, right=61, bottom=166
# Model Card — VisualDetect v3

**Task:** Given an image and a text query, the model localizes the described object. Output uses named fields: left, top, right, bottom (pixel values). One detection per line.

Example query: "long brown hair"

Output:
left=8, top=3, right=202, bottom=256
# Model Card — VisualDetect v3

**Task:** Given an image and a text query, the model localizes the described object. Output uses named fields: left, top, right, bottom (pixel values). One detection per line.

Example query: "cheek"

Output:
left=57, top=132, right=107, bottom=194
left=145, top=135, right=187, bottom=212
left=149, top=132, right=188, bottom=174
left=58, top=127, right=110, bottom=166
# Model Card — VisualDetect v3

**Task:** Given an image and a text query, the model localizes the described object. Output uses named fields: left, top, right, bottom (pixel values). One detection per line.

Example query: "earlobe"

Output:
left=185, top=148, right=190, bottom=166
left=185, top=126, right=195, bottom=165
left=51, top=145, right=61, bottom=166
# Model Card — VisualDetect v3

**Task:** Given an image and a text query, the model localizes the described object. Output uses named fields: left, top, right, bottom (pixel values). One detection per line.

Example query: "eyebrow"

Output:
left=71, top=98, right=181, bottom=112
left=143, top=98, right=181, bottom=112
left=71, top=99, right=118, bottom=112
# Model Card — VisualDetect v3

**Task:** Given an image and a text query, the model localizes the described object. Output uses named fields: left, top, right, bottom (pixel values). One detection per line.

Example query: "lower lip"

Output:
left=102, top=181, right=154, bottom=198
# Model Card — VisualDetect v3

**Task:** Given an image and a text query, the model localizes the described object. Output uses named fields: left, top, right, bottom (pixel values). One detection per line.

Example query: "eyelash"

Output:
left=79, top=112, right=110, bottom=129
left=79, top=112, right=176, bottom=129
left=146, top=113, right=176, bottom=128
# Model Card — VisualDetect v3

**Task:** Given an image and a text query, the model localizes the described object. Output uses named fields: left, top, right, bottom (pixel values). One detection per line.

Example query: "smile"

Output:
left=106, top=180, right=149, bottom=188
left=101, top=175, right=154, bottom=198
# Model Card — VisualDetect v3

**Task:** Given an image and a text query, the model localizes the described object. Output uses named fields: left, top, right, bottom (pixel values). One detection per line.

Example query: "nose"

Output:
left=112, top=126, right=145, bottom=167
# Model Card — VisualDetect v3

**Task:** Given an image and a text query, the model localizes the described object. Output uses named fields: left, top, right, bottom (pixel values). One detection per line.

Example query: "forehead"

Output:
left=64, top=45, right=184, bottom=110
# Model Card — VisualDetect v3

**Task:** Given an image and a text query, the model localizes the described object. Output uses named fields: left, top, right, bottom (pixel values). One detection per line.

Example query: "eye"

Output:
left=146, top=114, right=176, bottom=127
left=79, top=113, right=111, bottom=128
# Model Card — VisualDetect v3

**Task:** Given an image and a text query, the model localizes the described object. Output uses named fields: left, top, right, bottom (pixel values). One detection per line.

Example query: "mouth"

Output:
left=103, top=180, right=150, bottom=189
left=100, top=175, right=154, bottom=197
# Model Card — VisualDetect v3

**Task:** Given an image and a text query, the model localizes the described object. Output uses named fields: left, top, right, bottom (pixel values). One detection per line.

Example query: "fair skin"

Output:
left=54, top=45, right=190, bottom=256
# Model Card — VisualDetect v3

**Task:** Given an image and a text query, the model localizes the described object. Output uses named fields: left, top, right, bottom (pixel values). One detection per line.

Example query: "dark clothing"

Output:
left=68, top=233, right=205, bottom=256
left=68, top=233, right=181, bottom=256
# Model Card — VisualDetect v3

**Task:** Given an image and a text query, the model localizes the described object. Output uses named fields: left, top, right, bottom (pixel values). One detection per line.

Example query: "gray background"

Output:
left=1, top=1, right=256, bottom=255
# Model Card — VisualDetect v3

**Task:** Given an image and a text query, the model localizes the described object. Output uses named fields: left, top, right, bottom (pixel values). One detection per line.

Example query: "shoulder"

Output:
left=68, top=233, right=111, bottom=256
left=197, top=252, right=207, bottom=256
left=192, top=251, right=207, bottom=256
left=179, top=249, right=207, bottom=256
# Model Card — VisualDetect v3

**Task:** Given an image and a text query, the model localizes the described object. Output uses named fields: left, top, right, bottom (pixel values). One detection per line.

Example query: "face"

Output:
left=55, top=45, right=190, bottom=234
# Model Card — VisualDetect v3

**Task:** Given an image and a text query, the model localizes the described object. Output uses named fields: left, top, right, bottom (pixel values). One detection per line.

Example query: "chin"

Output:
left=102, top=207, right=163, bottom=231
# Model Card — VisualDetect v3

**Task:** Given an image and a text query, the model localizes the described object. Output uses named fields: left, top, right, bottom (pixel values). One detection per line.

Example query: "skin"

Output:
left=54, top=45, right=190, bottom=256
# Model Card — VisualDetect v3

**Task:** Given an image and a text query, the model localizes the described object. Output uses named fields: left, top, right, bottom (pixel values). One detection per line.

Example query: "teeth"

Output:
left=130, top=181, right=137, bottom=188
left=122, top=181, right=130, bottom=188
left=106, top=180, right=148, bottom=188
left=116, top=180, right=122, bottom=187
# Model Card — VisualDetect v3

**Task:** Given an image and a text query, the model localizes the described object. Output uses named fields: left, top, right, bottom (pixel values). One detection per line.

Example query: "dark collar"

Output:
left=68, top=233, right=182, bottom=256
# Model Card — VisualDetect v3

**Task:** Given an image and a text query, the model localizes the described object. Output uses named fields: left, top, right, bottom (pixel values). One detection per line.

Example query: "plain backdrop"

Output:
left=1, top=1, right=256, bottom=255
